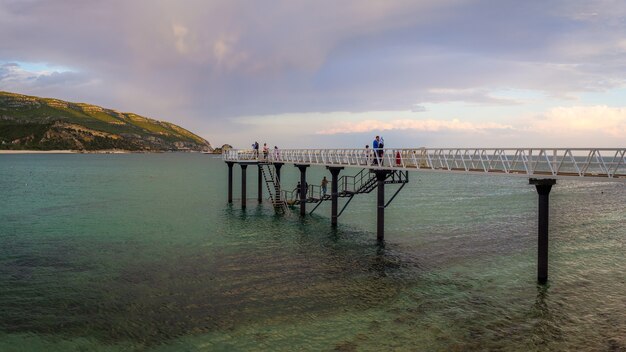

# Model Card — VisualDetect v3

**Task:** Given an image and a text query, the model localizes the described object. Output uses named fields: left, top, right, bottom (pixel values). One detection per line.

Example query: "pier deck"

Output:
left=224, top=148, right=626, bottom=181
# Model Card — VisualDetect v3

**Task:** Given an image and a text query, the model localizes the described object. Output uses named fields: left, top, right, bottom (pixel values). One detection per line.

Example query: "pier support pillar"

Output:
left=375, top=170, right=390, bottom=242
left=327, top=167, right=344, bottom=227
left=274, top=163, right=283, bottom=181
left=295, top=164, right=310, bottom=216
left=240, top=164, right=248, bottom=209
left=274, top=163, right=284, bottom=201
left=226, top=162, right=234, bottom=204
left=530, top=178, right=556, bottom=284
left=257, top=165, right=263, bottom=203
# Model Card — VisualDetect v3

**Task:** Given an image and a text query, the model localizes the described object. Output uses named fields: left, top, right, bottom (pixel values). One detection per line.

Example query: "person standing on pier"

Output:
left=253, top=141, right=259, bottom=157
left=263, top=143, right=269, bottom=159
left=274, top=145, right=279, bottom=160
left=372, top=136, right=380, bottom=165
left=378, top=136, right=385, bottom=165
left=321, top=176, right=328, bottom=196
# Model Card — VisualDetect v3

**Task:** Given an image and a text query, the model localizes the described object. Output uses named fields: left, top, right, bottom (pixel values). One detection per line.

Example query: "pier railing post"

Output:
left=530, top=178, right=556, bottom=284
left=296, top=164, right=310, bottom=216
left=375, top=170, right=390, bottom=242
left=327, top=167, right=344, bottom=227
left=226, top=161, right=234, bottom=204
left=257, top=164, right=263, bottom=203
left=241, top=164, right=248, bottom=209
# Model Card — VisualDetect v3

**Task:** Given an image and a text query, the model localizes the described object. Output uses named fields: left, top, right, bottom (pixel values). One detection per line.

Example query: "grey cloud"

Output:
left=1, top=0, right=626, bottom=132
left=0, top=62, right=90, bottom=87
left=34, top=71, right=88, bottom=86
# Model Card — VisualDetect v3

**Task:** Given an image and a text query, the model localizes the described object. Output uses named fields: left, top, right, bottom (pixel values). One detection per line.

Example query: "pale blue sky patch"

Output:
left=488, top=89, right=546, bottom=104
left=580, top=87, right=626, bottom=107
left=0, top=61, right=92, bottom=95
left=8, top=61, right=75, bottom=74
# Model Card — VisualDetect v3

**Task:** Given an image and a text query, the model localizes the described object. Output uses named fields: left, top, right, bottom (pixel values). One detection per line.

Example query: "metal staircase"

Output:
left=259, top=162, right=288, bottom=213
left=282, top=169, right=409, bottom=214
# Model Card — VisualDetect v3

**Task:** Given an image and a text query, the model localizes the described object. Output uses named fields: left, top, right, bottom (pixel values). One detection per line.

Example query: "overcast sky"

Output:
left=1, top=0, right=625, bottom=148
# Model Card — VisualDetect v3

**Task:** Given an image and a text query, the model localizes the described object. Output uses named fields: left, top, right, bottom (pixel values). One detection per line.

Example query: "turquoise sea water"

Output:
left=0, top=153, right=624, bottom=351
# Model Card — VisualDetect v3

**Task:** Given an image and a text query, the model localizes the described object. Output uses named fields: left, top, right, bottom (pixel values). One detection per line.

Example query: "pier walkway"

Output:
left=226, top=148, right=626, bottom=180
left=223, top=148, right=625, bottom=284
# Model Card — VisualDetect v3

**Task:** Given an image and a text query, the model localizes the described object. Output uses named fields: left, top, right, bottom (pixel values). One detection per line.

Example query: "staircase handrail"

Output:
left=282, top=183, right=330, bottom=203
left=259, top=163, right=288, bottom=211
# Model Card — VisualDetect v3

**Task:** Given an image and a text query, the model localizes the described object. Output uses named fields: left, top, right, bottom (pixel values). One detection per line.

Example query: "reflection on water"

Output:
left=0, top=154, right=624, bottom=351
left=530, top=284, right=563, bottom=348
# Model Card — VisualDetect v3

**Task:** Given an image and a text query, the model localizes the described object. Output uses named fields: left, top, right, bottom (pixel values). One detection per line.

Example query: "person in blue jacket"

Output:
left=372, top=136, right=380, bottom=165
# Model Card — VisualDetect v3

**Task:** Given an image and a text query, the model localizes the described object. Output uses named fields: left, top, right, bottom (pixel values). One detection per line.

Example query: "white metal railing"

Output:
left=223, top=148, right=626, bottom=181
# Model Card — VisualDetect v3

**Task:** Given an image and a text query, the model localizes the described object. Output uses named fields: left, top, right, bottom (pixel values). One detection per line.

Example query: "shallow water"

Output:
left=0, top=153, right=624, bottom=351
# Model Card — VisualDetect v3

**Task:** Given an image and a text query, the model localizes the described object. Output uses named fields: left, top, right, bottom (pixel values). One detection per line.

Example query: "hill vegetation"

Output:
left=0, top=91, right=212, bottom=152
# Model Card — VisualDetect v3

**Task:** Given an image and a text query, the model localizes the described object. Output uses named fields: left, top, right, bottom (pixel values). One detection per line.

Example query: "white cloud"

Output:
left=316, top=106, right=626, bottom=141
left=526, top=106, right=626, bottom=137
left=204, top=103, right=626, bottom=148
left=317, top=118, right=513, bottom=135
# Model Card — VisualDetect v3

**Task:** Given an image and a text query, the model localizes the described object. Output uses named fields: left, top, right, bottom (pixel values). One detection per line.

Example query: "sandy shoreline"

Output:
left=0, top=150, right=129, bottom=154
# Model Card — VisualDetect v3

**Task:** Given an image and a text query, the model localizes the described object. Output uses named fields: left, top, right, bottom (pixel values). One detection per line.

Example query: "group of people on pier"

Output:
left=251, top=135, right=387, bottom=165
left=252, top=141, right=279, bottom=160
left=252, top=134, right=390, bottom=202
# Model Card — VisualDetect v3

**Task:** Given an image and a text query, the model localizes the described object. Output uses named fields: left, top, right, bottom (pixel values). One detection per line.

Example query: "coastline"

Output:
left=0, top=150, right=129, bottom=154
left=0, top=150, right=217, bottom=154
left=0, top=150, right=79, bottom=154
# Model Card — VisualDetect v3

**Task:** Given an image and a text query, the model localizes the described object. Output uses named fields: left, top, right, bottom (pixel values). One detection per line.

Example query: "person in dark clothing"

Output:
left=378, top=136, right=385, bottom=165
left=253, top=141, right=259, bottom=157
left=294, top=181, right=308, bottom=199
left=321, top=176, right=328, bottom=195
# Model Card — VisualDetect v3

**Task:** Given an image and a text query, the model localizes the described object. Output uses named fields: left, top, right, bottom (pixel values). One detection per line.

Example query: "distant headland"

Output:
left=0, top=91, right=213, bottom=152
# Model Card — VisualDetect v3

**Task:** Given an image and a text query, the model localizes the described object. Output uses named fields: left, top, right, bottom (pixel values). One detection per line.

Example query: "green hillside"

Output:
left=0, top=91, right=212, bottom=151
